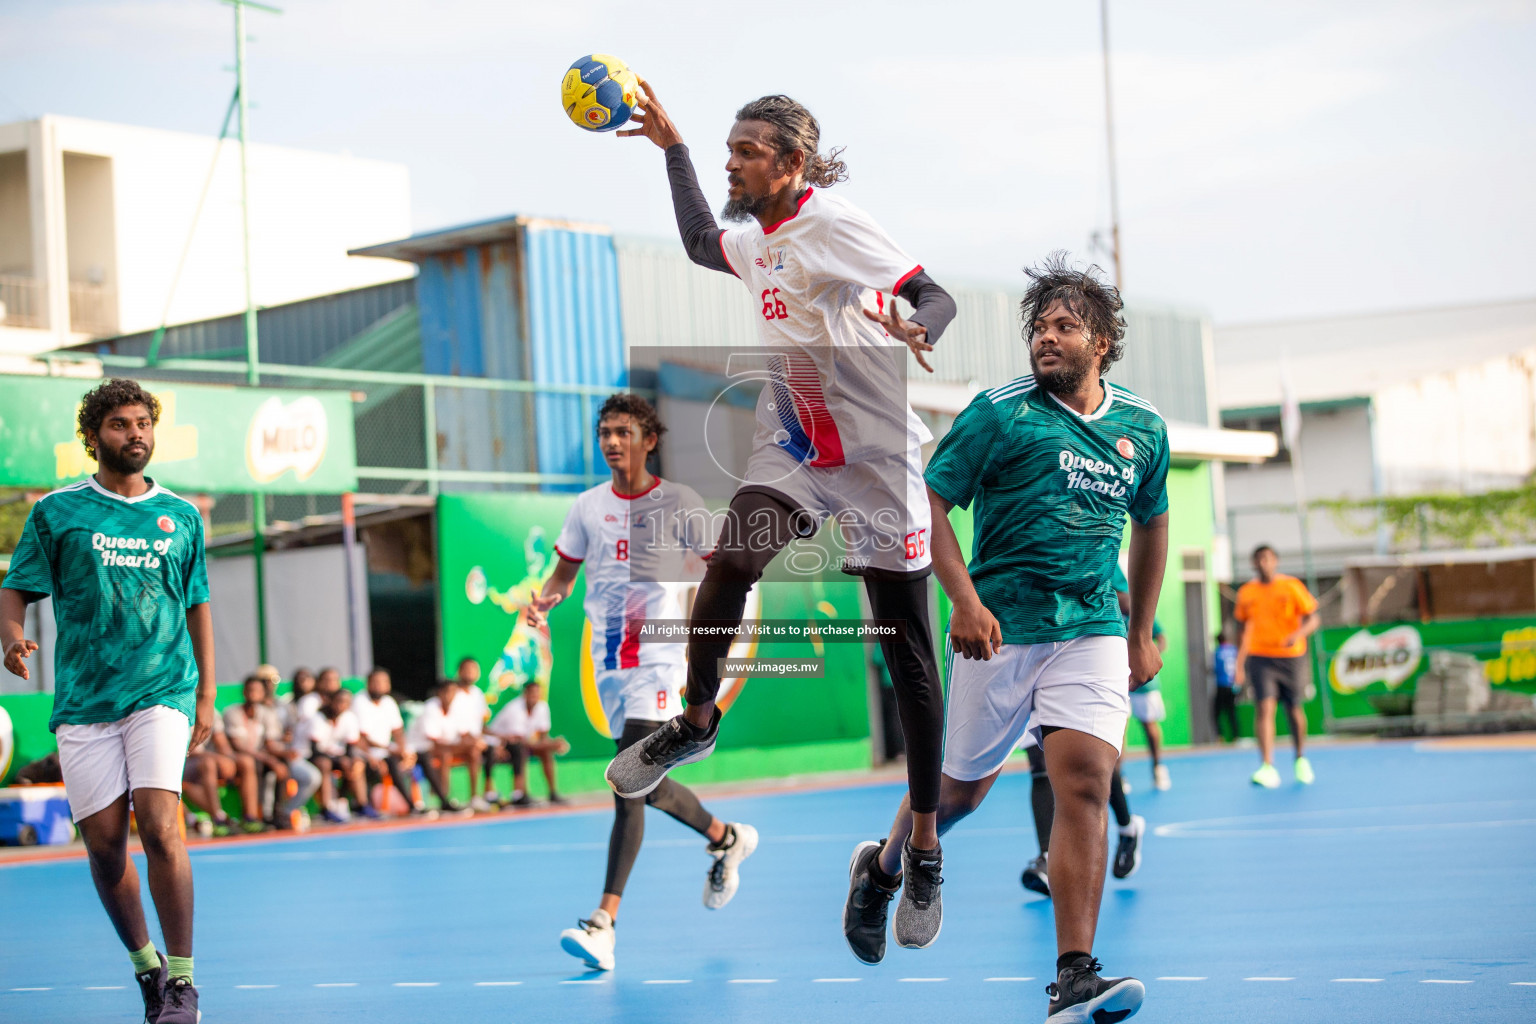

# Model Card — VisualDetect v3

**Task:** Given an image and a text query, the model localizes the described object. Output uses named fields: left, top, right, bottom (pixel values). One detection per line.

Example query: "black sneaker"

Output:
left=1045, top=956, right=1143, bottom=1023
left=842, top=840, right=899, bottom=965
left=157, top=975, right=201, bottom=1024
left=135, top=953, right=166, bottom=1024
left=1112, top=815, right=1145, bottom=880
left=893, top=840, right=942, bottom=948
left=604, top=709, right=720, bottom=799
left=1021, top=853, right=1051, bottom=897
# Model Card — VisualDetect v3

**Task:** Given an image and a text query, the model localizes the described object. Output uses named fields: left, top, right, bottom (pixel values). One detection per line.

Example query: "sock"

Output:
left=166, top=955, right=193, bottom=984
left=1057, top=951, right=1092, bottom=973
left=680, top=715, right=707, bottom=739
left=1118, top=820, right=1139, bottom=837
left=709, top=825, right=736, bottom=851
left=128, top=942, right=159, bottom=975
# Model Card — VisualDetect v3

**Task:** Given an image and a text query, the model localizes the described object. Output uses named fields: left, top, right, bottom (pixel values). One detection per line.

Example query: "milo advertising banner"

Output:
left=1320, top=616, right=1536, bottom=717
left=0, top=374, right=356, bottom=494
left=436, top=493, right=872, bottom=761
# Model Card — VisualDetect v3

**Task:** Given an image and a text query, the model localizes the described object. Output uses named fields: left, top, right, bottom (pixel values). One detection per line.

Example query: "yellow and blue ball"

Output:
left=561, top=54, right=639, bottom=133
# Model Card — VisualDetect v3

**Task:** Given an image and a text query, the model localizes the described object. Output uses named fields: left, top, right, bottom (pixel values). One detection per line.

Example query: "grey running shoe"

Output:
left=135, top=953, right=166, bottom=1024
left=1112, top=815, right=1145, bottom=880
left=157, top=975, right=201, bottom=1024
left=1045, top=956, right=1143, bottom=1023
left=893, top=840, right=943, bottom=948
left=842, top=840, right=898, bottom=965
left=1021, top=853, right=1050, bottom=897
left=604, top=709, right=719, bottom=799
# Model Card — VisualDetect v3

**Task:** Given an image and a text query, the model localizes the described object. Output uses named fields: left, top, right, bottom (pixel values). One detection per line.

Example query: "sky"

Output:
left=1, top=0, right=1533, bottom=324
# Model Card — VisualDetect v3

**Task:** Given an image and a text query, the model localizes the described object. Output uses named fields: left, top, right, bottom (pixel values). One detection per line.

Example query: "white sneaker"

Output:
left=483, top=789, right=501, bottom=805
left=702, top=823, right=759, bottom=909
left=560, top=908, right=616, bottom=971
left=1153, top=765, right=1172, bottom=791
left=470, top=796, right=494, bottom=813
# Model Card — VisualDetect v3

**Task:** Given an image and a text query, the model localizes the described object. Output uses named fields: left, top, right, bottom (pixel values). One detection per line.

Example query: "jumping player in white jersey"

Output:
left=607, top=83, right=958, bottom=950
left=526, top=394, right=758, bottom=972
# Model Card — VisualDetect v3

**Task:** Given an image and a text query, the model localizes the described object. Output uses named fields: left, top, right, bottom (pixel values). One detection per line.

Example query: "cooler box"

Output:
left=0, top=786, right=75, bottom=846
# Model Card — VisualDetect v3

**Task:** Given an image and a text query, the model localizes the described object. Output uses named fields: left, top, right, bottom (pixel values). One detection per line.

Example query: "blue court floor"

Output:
left=3, top=739, right=1534, bottom=1023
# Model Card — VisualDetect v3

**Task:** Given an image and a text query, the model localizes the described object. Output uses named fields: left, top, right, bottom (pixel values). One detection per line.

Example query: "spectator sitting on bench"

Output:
left=408, top=679, right=485, bottom=815
left=295, top=686, right=374, bottom=823
left=225, top=673, right=317, bottom=829
left=485, top=680, right=571, bottom=808
left=353, top=666, right=428, bottom=817
left=182, top=713, right=262, bottom=836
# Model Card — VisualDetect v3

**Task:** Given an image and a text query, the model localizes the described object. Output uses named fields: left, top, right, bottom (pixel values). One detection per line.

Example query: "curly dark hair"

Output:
left=77, top=378, right=160, bottom=460
left=597, top=393, right=666, bottom=450
left=735, top=95, right=848, bottom=188
left=1019, top=251, right=1127, bottom=372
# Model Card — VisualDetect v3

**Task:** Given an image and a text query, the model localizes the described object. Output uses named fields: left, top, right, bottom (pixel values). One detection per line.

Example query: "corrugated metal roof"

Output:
left=77, top=279, right=417, bottom=367
left=613, top=238, right=1215, bottom=426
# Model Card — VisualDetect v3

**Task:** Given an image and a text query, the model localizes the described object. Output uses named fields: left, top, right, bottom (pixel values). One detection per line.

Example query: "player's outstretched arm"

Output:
left=525, top=557, right=581, bottom=630
left=926, top=487, right=1002, bottom=661
left=187, top=602, right=217, bottom=751
left=1126, top=513, right=1169, bottom=690
left=0, top=588, right=39, bottom=680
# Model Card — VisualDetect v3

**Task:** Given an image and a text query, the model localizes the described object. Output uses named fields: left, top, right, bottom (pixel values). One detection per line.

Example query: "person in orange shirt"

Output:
left=1234, top=544, right=1320, bottom=788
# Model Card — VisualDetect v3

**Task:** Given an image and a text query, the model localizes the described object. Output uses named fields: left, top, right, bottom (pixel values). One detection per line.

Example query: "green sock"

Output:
left=166, top=955, right=193, bottom=984
left=128, top=942, right=159, bottom=975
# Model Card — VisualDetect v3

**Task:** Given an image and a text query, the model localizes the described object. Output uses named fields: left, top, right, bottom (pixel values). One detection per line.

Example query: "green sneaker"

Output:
left=1250, top=763, right=1281, bottom=788
left=1294, top=756, right=1315, bottom=785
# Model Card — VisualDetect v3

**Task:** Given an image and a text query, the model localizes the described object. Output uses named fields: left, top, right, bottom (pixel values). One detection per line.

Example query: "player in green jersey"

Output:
left=2, top=379, right=214, bottom=1024
left=842, top=255, right=1168, bottom=1024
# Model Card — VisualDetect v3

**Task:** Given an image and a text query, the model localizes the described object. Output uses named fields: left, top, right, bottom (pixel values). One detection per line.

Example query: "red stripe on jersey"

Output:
left=893, top=264, right=923, bottom=294
left=763, top=187, right=815, bottom=235
left=554, top=545, right=583, bottom=563
left=612, top=477, right=663, bottom=500
left=619, top=590, right=646, bottom=669
left=783, top=352, right=846, bottom=467
left=717, top=231, right=738, bottom=278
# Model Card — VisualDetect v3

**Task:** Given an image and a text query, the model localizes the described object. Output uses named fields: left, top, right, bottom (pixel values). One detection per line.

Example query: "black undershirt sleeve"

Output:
left=664, top=143, right=734, bottom=276
left=898, top=271, right=957, bottom=347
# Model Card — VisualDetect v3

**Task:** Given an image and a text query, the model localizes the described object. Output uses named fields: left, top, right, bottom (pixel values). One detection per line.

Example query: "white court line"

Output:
left=84, top=986, right=125, bottom=990
left=644, top=979, right=692, bottom=985
left=900, top=977, right=948, bottom=982
left=1332, top=978, right=1382, bottom=983
left=985, top=977, right=1035, bottom=982
left=315, top=982, right=358, bottom=988
left=1422, top=979, right=1473, bottom=984
left=814, top=978, right=860, bottom=983
left=393, top=982, right=439, bottom=987
left=561, top=979, right=605, bottom=985
left=729, top=978, right=778, bottom=984
left=1512, top=982, right=1536, bottom=986
left=474, top=981, right=522, bottom=986
left=10, top=987, right=52, bottom=991
left=235, top=984, right=277, bottom=989
left=1157, top=977, right=1207, bottom=981
left=1244, top=977, right=1294, bottom=982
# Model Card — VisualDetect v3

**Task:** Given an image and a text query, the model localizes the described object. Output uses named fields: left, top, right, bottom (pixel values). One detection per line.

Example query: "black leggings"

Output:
left=1212, top=687, right=1238, bottom=742
left=1026, top=742, right=1131, bottom=853
left=604, top=720, right=716, bottom=898
left=684, top=488, right=945, bottom=814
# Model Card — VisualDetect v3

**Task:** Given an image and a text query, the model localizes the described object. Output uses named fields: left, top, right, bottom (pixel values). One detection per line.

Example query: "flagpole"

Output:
left=1281, top=355, right=1329, bottom=731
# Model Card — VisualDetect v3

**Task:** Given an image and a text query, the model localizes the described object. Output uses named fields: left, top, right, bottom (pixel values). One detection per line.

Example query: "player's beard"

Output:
left=97, top=436, right=153, bottom=475
left=1030, top=343, right=1098, bottom=397
left=721, top=189, right=770, bottom=223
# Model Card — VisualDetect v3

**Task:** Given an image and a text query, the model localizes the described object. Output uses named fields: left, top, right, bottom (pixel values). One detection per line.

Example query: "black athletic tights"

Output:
left=683, top=488, right=945, bottom=815
left=1025, top=742, right=1131, bottom=853
left=604, top=719, right=715, bottom=898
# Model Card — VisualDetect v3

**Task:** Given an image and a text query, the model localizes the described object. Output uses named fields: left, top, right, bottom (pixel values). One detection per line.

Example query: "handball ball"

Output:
left=562, top=53, right=640, bottom=132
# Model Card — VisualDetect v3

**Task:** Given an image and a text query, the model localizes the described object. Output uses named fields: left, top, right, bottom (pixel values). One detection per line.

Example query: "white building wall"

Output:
left=0, top=115, right=414, bottom=352
left=1373, top=348, right=1536, bottom=495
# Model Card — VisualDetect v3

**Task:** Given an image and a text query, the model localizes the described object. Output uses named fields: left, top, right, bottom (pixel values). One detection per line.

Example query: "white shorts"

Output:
left=1129, top=688, right=1166, bottom=723
left=942, top=634, right=1131, bottom=782
left=56, top=704, right=191, bottom=823
left=598, top=664, right=685, bottom=736
left=741, top=444, right=932, bottom=577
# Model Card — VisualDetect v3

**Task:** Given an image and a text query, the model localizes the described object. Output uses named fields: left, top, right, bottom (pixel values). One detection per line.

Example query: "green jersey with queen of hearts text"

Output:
left=925, top=375, right=1170, bottom=645
left=3, top=477, right=209, bottom=731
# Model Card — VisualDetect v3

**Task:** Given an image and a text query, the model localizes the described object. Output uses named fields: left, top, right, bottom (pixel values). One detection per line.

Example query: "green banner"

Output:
left=0, top=375, right=357, bottom=494
left=1319, top=615, right=1536, bottom=718
left=436, top=492, right=871, bottom=760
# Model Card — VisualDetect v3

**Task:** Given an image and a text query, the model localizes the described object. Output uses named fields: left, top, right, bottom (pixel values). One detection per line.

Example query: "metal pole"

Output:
left=1101, top=0, right=1124, bottom=290
left=252, top=492, right=267, bottom=664
left=341, top=492, right=364, bottom=677
left=423, top=382, right=438, bottom=496
left=234, top=1, right=258, bottom=387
